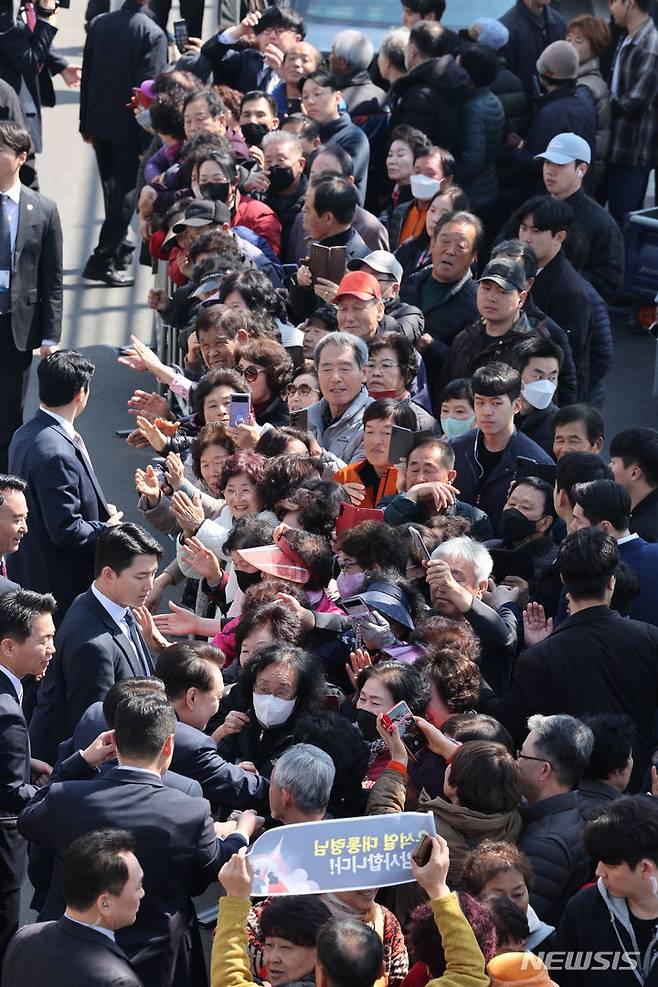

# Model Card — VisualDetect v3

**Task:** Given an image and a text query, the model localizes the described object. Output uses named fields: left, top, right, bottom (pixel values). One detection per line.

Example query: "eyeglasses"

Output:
left=516, top=749, right=552, bottom=767
left=365, top=361, right=400, bottom=372
left=239, top=365, right=266, bottom=382
left=337, top=560, right=360, bottom=572
left=285, top=382, right=319, bottom=398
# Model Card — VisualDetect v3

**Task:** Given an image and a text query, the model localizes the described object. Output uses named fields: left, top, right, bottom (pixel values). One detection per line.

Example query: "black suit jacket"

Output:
left=18, top=766, right=246, bottom=987
left=29, top=588, right=152, bottom=762
left=0, top=572, right=20, bottom=594
left=199, top=37, right=266, bottom=91
left=80, top=0, right=167, bottom=144
left=8, top=410, right=109, bottom=618
left=0, top=670, right=36, bottom=821
left=2, top=915, right=143, bottom=987
left=56, top=701, right=268, bottom=808
left=0, top=17, right=57, bottom=151
left=8, top=185, right=63, bottom=350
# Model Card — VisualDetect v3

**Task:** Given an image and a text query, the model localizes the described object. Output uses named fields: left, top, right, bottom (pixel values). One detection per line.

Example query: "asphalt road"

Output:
left=15, top=0, right=658, bottom=953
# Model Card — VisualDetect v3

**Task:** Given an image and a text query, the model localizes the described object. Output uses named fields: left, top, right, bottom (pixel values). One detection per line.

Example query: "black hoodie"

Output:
left=388, top=55, right=470, bottom=154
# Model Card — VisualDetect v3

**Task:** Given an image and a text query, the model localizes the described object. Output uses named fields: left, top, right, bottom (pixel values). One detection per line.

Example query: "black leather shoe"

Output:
left=82, top=259, right=134, bottom=287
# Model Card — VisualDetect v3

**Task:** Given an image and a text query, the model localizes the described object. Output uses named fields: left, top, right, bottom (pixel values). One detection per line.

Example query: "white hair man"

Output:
left=269, top=744, right=335, bottom=824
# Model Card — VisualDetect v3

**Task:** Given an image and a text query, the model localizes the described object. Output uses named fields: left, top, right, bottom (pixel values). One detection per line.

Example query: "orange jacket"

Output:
left=333, top=460, right=399, bottom=509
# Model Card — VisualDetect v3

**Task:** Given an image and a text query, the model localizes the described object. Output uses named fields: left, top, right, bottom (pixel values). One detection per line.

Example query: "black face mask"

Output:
left=235, top=570, right=261, bottom=593
left=356, top=708, right=380, bottom=743
left=268, top=165, right=295, bottom=192
left=199, top=182, right=230, bottom=203
left=498, top=508, right=539, bottom=543
left=241, top=123, right=269, bottom=148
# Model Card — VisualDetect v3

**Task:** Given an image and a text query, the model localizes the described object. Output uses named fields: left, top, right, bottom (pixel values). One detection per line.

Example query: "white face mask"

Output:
left=252, top=692, right=295, bottom=728
left=522, top=379, right=557, bottom=410
left=410, top=174, right=443, bottom=201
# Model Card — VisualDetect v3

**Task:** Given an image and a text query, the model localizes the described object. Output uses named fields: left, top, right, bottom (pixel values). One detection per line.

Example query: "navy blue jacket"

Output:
left=584, top=279, right=613, bottom=407
left=455, top=87, right=505, bottom=212
left=57, top=700, right=269, bottom=809
left=18, top=765, right=246, bottom=987
left=500, top=0, right=567, bottom=95
left=2, top=916, right=143, bottom=987
left=513, top=84, right=597, bottom=196
left=318, top=112, right=370, bottom=206
left=29, top=589, right=152, bottom=764
left=400, top=268, right=479, bottom=377
left=8, top=410, right=109, bottom=618
left=450, top=427, right=554, bottom=533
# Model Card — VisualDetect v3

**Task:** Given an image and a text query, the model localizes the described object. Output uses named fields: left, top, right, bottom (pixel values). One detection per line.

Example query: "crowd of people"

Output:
left=1, top=0, right=658, bottom=985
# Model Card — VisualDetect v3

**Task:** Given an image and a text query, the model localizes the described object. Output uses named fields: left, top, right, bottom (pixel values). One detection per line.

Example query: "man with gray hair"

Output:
left=269, top=744, right=335, bottom=824
left=307, top=332, right=373, bottom=469
left=378, top=28, right=411, bottom=85
left=329, top=31, right=386, bottom=119
left=516, top=713, right=594, bottom=926
left=427, top=536, right=518, bottom=694
left=260, top=130, right=308, bottom=256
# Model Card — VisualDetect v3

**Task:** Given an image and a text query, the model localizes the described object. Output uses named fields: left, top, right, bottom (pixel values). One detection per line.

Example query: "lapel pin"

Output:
left=27, top=203, right=33, bottom=211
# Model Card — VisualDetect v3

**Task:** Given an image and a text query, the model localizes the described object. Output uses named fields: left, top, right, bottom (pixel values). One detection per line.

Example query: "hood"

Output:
left=334, top=68, right=373, bottom=89
left=577, top=57, right=603, bottom=80
left=422, top=794, right=522, bottom=839
left=394, top=55, right=470, bottom=99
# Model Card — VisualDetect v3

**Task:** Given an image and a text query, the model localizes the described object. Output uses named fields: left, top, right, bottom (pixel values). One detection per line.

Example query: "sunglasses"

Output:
left=239, top=365, right=266, bottom=382
left=285, top=383, right=318, bottom=398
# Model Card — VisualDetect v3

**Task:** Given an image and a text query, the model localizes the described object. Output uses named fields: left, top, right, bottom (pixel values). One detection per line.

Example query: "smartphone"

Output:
left=408, top=526, right=431, bottom=562
left=412, top=833, right=433, bottom=867
left=341, top=595, right=371, bottom=623
left=490, top=544, right=534, bottom=583
left=281, top=263, right=298, bottom=290
left=173, top=19, right=189, bottom=53
left=229, top=393, right=251, bottom=427
left=286, top=96, right=302, bottom=115
left=381, top=700, right=427, bottom=760
left=308, top=243, right=347, bottom=285
left=515, top=456, right=556, bottom=486
left=289, top=408, right=309, bottom=432
left=388, top=425, right=416, bottom=466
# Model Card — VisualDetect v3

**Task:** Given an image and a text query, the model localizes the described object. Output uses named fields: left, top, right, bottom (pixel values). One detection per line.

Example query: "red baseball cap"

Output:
left=335, top=271, right=382, bottom=303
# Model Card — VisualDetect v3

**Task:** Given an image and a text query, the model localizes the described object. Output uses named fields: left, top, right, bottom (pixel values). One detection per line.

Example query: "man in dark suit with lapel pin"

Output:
left=0, top=589, right=111, bottom=966
left=8, top=350, right=123, bottom=617
left=3, top=827, right=145, bottom=986
left=0, top=476, right=28, bottom=594
left=0, top=122, right=62, bottom=471
left=29, top=523, right=163, bottom=763
left=19, top=694, right=262, bottom=987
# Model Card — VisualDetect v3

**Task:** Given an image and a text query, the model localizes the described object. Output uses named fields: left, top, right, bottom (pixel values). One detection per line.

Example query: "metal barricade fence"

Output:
left=152, top=261, right=185, bottom=398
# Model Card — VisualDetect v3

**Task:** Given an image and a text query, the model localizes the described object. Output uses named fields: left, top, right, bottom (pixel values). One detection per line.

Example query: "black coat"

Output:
left=519, top=792, right=593, bottom=926
left=29, top=589, right=152, bottom=764
left=388, top=55, right=469, bottom=154
left=336, top=69, right=386, bottom=119
left=563, top=188, right=625, bottom=303
left=381, top=493, right=495, bottom=542
left=553, top=880, right=658, bottom=987
left=399, top=268, right=479, bottom=381
left=482, top=605, right=658, bottom=791
left=523, top=296, right=577, bottom=406
left=516, top=402, right=558, bottom=457
left=530, top=250, right=592, bottom=402
left=630, top=488, right=658, bottom=543
left=197, top=36, right=265, bottom=92
left=500, top=0, right=567, bottom=95
left=8, top=411, right=109, bottom=618
left=79, top=0, right=167, bottom=145
left=18, top=765, right=247, bottom=987
left=0, top=18, right=57, bottom=152
left=2, top=916, right=143, bottom=987
left=381, top=296, right=424, bottom=344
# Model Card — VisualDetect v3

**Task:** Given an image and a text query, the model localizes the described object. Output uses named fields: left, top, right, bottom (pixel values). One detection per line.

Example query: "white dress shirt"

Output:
left=2, top=179, right=20, bottom=256
left=0, top=662, right=22, bottom=704
left=64, top=914, right=115, bottom=941
left=91, top=582, right=141, bottom=663
left=39, top=405, right=76, bottom=440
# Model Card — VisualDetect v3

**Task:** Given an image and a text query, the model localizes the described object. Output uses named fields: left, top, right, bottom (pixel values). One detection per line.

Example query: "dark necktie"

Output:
left=0, top=194, right=12, bottom=315
left=0, top=558, right=6, bottom=578
left=123, top=610, right=152, bottom=675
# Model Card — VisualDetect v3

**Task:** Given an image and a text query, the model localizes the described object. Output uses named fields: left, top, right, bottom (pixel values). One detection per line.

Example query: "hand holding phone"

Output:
left=173, top=19, right=189, bottom=53
left=381, top=701, right=427, bottom=760
left=229, top=393, right=251, bottom=428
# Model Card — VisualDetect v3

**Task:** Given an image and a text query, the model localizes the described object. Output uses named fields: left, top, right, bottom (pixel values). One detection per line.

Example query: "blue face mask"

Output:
left=441, top=415, right=475, bottom=441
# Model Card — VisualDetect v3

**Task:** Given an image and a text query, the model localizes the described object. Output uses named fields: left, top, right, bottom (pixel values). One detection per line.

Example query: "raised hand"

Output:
left=345, top=648, right=372, bottom=693
left=135, top=465, right=161, bottom=505
left=179, top=537, right=221, bottom=585
left=411, top=834, right=451, bottom=900
left=523, top=602, right=553, bottom=648
left=171, top=489, right=204, bottom=537
left=135, top=415, right=167, bottom=453
left=164, top=452, right=185, bottom=490
left=153, top=600, right=203, bottom=637
left=127, top=389, right=170, bottom=421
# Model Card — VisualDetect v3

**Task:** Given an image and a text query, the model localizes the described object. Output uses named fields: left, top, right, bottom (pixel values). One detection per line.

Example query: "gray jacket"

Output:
left=307, top=389, right=374, bottom=469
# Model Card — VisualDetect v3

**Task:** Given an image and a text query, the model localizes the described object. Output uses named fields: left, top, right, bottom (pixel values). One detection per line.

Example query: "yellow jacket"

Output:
left=211, top=892, right=488, bottom=987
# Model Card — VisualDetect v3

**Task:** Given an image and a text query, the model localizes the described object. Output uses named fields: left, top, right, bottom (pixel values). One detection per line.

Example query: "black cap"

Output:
left=173, top=199, right=230, bottom=232
left=478, top=257, right=526, bottom=292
